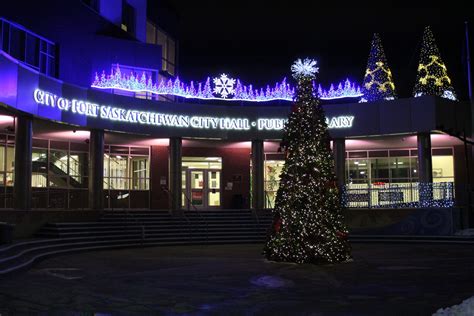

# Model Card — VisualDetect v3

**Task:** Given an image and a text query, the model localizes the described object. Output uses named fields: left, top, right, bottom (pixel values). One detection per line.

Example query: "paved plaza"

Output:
left=0, top=243, right=473, bottom=315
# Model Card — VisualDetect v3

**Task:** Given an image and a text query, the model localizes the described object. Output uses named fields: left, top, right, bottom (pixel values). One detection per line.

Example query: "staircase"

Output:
left=0, top=209, right=274, bottom=276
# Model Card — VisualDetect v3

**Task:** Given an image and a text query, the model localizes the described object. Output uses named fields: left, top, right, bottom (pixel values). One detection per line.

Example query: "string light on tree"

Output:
left=263, top=58, right=352, bottom=264
left=413, top=26, right=457, bottom=101
left=361, top=33, right=397, bottom=102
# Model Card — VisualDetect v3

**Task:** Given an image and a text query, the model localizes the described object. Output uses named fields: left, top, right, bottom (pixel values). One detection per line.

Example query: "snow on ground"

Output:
left=433, top=296, right=474, bottom=315
left=454, top=229, right=474, bottom=236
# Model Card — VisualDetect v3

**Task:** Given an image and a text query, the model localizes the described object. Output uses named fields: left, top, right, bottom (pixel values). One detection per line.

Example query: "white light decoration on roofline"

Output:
left=91, top=65, right=363, bottom=102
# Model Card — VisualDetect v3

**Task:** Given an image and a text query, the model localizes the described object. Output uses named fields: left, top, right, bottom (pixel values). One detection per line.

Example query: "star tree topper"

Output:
left=291, top=58, right=319, bottom=79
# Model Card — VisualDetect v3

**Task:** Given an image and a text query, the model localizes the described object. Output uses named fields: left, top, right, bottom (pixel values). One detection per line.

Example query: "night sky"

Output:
left=163, top=1, right=474, bottom=100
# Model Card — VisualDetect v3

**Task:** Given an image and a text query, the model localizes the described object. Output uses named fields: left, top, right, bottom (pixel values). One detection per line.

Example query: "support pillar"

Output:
left=417, top=132, right=433, bottom=183
left=251, top=139, right=264, bottom=210
left=332, top=138, right=346, bottom=189
left=417, top=132, right=433, bottom=206
left=169, top=137, right=182, bottom=212
left=14, top=116, right=32, bottom=210
left=89, top=129, right=104, bottom=210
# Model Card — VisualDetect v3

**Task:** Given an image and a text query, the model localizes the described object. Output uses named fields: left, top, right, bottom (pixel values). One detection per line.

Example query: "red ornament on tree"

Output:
left=336, top=231, right=348, bottom=239
left=291, top=102, right=299, bottom=113
left=273, top=216, right=282, bottom=233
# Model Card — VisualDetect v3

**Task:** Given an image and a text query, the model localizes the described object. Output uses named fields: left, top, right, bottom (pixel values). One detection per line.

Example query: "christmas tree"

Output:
left=361, top=33, right=397, bottom=102
left=413, top=26, right=457, bottom=100
left=263, top=58, right=352, bottom=264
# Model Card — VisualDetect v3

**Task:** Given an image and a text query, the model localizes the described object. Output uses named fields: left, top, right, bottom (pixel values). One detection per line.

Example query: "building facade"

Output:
left=0, top=1, right=471, bottom=228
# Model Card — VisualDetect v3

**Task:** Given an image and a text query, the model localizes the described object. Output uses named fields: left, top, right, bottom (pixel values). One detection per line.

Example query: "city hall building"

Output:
left=0, top=1, right=471, bottom=228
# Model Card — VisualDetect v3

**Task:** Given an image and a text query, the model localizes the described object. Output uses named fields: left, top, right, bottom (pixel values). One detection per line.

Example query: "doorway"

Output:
left=182, top=157, right=222, bottom=209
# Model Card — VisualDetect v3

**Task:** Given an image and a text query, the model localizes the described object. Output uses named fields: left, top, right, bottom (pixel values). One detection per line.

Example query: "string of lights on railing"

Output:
left=91, top=65, right=363, bottom=102
left=341, top=182, right=455, bottom=208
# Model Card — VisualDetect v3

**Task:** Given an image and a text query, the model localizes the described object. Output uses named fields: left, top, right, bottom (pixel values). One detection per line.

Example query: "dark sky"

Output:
left=167, top=1, right=474, bottom=100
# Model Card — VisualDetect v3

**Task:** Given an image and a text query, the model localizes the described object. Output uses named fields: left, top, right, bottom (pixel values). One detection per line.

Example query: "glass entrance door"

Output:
left=182, top=169, right=221, bottom=209
left=207, top=170, right=220, bottom=207
left=190, top=170, right=205, bottom=207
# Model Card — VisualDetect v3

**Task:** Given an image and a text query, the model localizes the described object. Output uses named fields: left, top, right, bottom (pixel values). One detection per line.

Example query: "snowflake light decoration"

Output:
left=212, top=74, right=236, bottom=98
left=291, top=58, right=319, bottom=79
left=92, top=65, right=363, bottom=102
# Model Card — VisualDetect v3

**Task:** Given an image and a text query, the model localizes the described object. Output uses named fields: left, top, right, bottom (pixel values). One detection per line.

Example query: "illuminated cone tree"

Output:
left=263, top=58, right=352, bottom=264
left=413, top=26, right=457, bottom=100
left=361, top=33, right=397, bottom=102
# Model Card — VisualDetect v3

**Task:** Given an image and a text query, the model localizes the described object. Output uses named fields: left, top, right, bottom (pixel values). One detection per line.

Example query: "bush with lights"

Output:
left=413, top=26, right=457, bottom=101
left=263, top=58, right=352, bottom=264
left=360, top=33, right=397, bottom=102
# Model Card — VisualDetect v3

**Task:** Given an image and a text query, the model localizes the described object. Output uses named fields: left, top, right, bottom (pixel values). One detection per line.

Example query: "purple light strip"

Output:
left=91, top=65, right=363, bottom=102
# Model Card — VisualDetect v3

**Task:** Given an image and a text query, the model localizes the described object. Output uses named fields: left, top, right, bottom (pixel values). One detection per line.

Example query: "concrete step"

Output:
left=0, top=235, right=268, bottom=275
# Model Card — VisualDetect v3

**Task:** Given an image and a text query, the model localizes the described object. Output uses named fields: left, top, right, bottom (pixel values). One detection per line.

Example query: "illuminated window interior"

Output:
left=264, top=160, right=284, bottom=208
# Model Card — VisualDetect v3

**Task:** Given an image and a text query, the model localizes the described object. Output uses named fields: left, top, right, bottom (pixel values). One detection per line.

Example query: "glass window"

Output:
left=0, top=146, right=5, bottom=172
left=370, top=158, right=389, bottom=184
left=109, top=155, right=129, bottom=190
left=6, top=146, right=14, bottom=186
left=432, top=155, right=454, bottom=183
left=9, top=27, right=24, bottom=61
left=122, top=2, right=136, bottom=35
left=25, top=34, right=39, bottom=69
left=410, top=157, right=418, bottom=180
left=208, top=170, right=220, bottom=206
left=390, top=157, right=410, bottom=183
left=104, top=146, right=150, bottom=191
left=156, top=29, right=167, bottom=60
left=131, top=157, right=149, bottom=190
left=264, top=160, right=284, bottom=208
left=146, top=21, right=156, bottom=44
left=348, top=159, right=369, bottom=186
left=49, top=149, right=68, bottom=188
left=1, top=19, right=56, bottom=77
left=32, top=148, right=48, bottom=188
left=69, top=152, right=88, bottom=188
left=168, top=38, right=175, bottom=65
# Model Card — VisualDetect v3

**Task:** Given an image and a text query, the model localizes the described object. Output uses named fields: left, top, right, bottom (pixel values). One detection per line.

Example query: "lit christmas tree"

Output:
left=263, top=58, right=352, bottom=264
left=361, top=33, right=397, bottom=102
left=413, top=26, right=457, bottom=100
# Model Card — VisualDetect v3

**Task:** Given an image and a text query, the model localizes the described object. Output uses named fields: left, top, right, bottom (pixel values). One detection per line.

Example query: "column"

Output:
left=89, top=129, right=104, bottom=210
left=169, top=137, right=182, bottom=212
left=251, top=139, right=264, bottom=210
left=14, top=116, right=32, bottom=210
left=417, top=132, right=433, bottom=183
left=417, top=132, right=433, bottom=206
left=332, top=138, right=346, bottom=189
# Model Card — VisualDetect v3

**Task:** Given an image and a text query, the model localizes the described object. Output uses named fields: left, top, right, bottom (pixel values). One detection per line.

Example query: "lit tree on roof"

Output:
left=263, top=58, right=352, bottom=264
left=413, top=26, right=457, bottom=101
left=361, top=33, right=397, bottom=102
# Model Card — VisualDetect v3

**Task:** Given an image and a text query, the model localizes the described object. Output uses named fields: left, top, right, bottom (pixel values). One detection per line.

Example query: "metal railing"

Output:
left=342, top=182, right=455, bottom=208
left=160, top=186, right=206, bottom=242
left=181, top=189, right=209, bottom=243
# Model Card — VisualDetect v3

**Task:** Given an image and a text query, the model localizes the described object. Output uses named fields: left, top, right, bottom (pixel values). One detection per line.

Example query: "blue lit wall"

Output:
left=0, top=0, right=160, bottom=87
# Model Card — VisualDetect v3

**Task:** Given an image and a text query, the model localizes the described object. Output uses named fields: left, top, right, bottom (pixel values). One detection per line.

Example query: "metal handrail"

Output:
left=181, top=189, right=209, bottom=244
left=160, top=186, right=194, bottom=242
